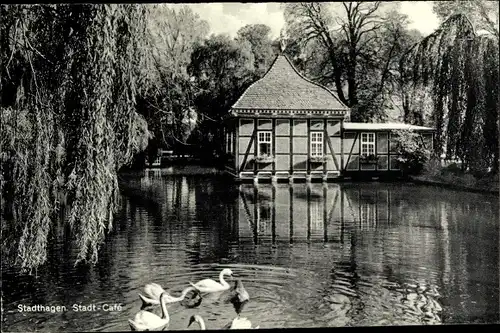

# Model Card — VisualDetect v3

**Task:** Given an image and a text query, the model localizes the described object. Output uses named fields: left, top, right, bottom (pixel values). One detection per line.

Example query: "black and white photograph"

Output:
left=1, top=1, right=499, bottom=332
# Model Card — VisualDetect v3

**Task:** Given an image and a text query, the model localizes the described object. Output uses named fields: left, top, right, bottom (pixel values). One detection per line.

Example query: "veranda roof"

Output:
left=343, top=122, right=435, bottom=131
left=231, top=55, right=348, bottom=112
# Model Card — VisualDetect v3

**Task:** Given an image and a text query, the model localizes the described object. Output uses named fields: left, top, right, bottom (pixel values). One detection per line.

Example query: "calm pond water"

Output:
left=2, top=173, right=499, bottom=331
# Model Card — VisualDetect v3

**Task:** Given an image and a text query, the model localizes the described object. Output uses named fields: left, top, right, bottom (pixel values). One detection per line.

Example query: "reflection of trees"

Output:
left=119, top=174, right=241, bottom=264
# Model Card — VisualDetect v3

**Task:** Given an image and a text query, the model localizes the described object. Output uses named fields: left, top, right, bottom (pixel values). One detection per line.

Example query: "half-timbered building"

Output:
left=223, top=53, right=434, bottom=183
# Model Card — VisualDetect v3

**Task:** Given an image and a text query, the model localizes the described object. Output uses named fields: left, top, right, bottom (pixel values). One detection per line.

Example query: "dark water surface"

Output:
left=2, top=174, right=499, bottom=331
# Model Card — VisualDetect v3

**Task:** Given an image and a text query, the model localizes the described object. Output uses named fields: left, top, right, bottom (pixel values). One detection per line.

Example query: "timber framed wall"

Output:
left=341, top=129, right=435, bottom=175
left=233, top=116, right=345, bottom=181
left=225, top=119, right=435, bottom=181
left=222, top=119, right=238, bottom=177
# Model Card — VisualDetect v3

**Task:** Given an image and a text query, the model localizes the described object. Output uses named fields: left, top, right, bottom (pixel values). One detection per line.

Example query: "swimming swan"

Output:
left=189, top=268, right=233, bottom=293
left=138, top=286, right=198, bottom=307
left=219, top=279, right=250, bottom=314
left=129, top=292, right=170, bottom=331
left=188, top=315, right=206, bottom=330
left=230, top=279, right=249, bottom=304
left=143, top=282, right=165, bottom=300
left=189, top=314, right=259, bottom=330
left=224, top=316, right=259, bottom=330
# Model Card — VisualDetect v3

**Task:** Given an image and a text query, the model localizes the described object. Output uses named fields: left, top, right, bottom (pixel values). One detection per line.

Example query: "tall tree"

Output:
left=236, top=24, right=275, bottom=77
left=148, top=4, right=210, bottom=78
left=356, top=9, right=423, bottom=121
left=1, top=4, right=154, bottom=271
left=433, top=0, right=499, bottom=38
left=283, top=2, right=413, bottom=121
left=188, top=34, right=254, bottom=156
left=140, top=5, right=210, bottom=156
left=401, top=14, right=498, bottom=174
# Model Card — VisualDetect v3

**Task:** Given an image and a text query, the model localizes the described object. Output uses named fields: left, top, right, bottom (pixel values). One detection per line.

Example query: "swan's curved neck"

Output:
left=160, top=296, right=169, bottom=321
left=197, top=318, right=206, bottom=330
left=219, top=271, right=229, bottom=287
left=178, top=286, right=195, bottom=300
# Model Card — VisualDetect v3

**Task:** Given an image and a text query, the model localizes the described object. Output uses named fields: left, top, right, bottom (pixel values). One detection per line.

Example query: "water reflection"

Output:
left=238, top=184, right=396, bottom=244
left=236, top=182, right=499, bottom=325
left=2, top=176, right=499, bottom=332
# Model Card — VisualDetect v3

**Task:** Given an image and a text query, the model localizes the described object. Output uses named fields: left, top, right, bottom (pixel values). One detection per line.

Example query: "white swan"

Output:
left=189, top=314, right=259, bottom=330
left=143, top=282, right=165, bottom=300
left=189, top=268, right=233, bottom=293
left=224, top=316, right=259, bottom=330
left=129, top=292, right=170, bottom=331
left=188, top=315, right=206, bottom=330
left=138, top=286, right=198, bottom=307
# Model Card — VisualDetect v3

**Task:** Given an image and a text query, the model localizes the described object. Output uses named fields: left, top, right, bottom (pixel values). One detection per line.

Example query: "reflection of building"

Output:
left=222, top=52, right=435, bottom=182
left=236, top=183, right=391, bottom=244
left=310, top=199, right=323, bottom=230
left=257, top=201, right=272, bottom=234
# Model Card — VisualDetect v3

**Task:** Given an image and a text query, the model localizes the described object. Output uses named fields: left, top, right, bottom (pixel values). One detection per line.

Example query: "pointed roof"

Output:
left=231, top=55, right=348, bottom=111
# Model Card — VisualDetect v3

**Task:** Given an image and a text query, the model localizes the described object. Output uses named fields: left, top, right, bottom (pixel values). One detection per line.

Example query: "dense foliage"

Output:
left=236, top=24, right=276, bottom=77
left=135, top=5, right=273, bottom=161
left=433, top=0, right=498, bottom=38
left=188, top=34, right=256, bottom=156
left=1, top=4, right=154, bottom=271
left=400, top=13, right=499, bottom=175
left=136, top=5, right=209, bottom=161
left=392, top=129, right=431, bottom=176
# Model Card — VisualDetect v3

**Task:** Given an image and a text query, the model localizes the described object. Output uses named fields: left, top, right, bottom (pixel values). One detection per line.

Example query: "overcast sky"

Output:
left=180, top=2, right=440, bottom=39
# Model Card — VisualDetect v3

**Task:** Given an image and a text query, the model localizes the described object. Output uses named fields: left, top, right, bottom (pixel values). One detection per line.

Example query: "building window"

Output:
left=361, top=132, right=375, bottom=155
left=258, top=131, right=272, bottom=156
left=310, top=132, right=323, bottom=157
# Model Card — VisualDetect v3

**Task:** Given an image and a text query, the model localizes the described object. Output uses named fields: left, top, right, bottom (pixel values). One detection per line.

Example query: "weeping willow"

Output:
left=400, top=14, right=499, bottom=173
left=1, top=4, right=154, bottom=272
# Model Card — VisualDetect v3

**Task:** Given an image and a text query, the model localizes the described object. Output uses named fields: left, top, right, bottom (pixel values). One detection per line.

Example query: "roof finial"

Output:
left=279, top=27, right=287, bottom=54
left=280, top=40, right=287, bottom=53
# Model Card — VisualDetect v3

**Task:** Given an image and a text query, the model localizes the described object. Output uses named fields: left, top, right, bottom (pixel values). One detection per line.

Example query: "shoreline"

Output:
left=119, top=165, right=224, bottom=177
left=118, top=166, right=499, bottom=195
left=410, top=175, right=499, bottom=195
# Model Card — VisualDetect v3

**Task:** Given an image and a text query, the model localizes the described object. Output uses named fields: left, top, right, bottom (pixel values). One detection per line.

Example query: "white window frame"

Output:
left=257, top=131, right=272, bottom=157
left=310, top=131, right=324, bottom=157
left=361, top=132, right=375, bottom=156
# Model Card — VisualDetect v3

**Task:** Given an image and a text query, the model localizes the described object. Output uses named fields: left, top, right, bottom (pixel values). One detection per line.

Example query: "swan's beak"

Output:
left=188, top=316, right=195, bottom=328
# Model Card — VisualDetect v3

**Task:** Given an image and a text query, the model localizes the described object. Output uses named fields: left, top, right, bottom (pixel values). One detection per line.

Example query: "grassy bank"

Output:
left=410, top=165, right=499, bottom=194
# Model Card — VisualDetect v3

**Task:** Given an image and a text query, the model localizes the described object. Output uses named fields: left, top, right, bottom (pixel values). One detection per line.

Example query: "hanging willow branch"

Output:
left=400, top=13, right=498, bottom=173
left=1, top=4, right=154, bottom=272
